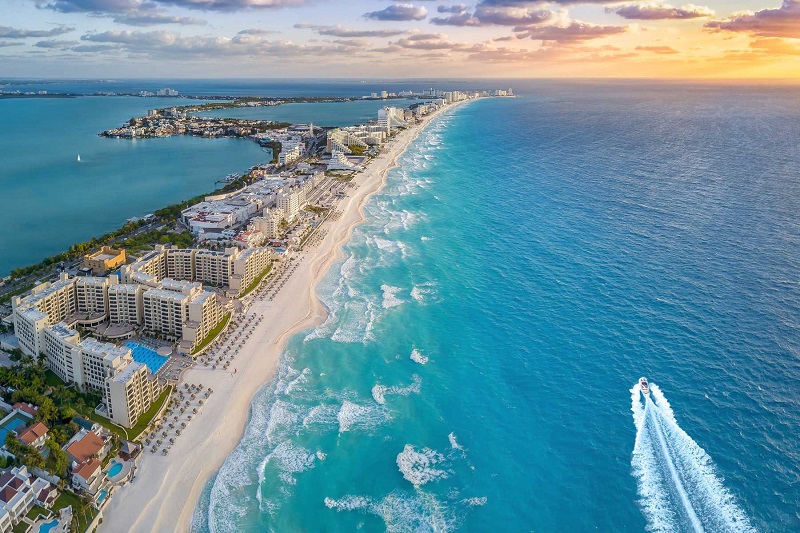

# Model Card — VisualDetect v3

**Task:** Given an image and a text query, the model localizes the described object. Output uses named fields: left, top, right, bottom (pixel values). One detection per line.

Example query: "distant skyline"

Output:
left=2, top=0, right=799, bottom=78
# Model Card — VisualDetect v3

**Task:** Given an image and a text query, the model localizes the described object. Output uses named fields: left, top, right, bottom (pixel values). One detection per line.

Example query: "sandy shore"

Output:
left=100, top=101, right=461, bottom=532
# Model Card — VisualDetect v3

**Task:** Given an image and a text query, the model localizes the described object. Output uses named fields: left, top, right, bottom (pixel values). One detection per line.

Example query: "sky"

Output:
left=1, top=0, right=799, bottom=78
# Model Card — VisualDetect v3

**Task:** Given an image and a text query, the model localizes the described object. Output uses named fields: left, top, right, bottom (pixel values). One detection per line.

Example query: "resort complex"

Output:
left=0, top=87, right=511, bottom=532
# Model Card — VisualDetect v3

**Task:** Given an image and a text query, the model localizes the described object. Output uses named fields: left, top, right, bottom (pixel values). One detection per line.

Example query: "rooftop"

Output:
left=17, top=422, right=48, bottom=445
left=66, top=431, right=105, bottom=463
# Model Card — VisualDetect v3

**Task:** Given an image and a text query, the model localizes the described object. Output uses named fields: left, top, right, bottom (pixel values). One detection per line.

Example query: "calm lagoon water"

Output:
left=0, top=96, right=268, bottom=275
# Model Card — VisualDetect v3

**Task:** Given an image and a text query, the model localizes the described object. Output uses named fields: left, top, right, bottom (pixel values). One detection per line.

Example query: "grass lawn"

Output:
left=44, top=369, right=64, bottom=388
left=12, top=521, right=30, bottom=533
left=25, top=505, right=48, bottom=521
left=88, top=386, right=172, bottom=442
left=238, top=265, right=272, bottom=298
left=53, top=490, right=96, bottom=533
left=191, top=313, right=231, bottom=355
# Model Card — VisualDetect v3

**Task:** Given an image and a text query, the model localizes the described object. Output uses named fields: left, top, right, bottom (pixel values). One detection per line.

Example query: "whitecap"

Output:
left=410, top=348, right=429, bottom=365
left=381, top=284, right=405, bottom=309
left=396, top=444, right=449, bottom=487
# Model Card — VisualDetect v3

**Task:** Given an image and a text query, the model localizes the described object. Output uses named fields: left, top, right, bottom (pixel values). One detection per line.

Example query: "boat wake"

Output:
left=630, top=381, right=755, bottom=532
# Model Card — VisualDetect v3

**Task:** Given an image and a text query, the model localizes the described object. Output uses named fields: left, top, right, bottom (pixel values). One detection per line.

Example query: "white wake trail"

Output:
left=630, top=381, right=756, bottom=533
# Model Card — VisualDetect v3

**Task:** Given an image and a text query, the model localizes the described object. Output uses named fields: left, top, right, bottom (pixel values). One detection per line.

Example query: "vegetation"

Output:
left=88, top=386, right=171, bottom=442
left=0, top=361, right=97, bottom=476
left=191, top=313, right=231, bottom=355
left=239, top=265, right=272, bottom=298
left=53, top=489, right=97, bottom=533
left=348, top=144, right=366, bottom=156
left=121, top=228, right=193, bottom=253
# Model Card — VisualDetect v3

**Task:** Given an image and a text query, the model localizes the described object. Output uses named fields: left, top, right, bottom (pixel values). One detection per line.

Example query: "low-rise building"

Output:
left=83, top=247, right=126, bottom=275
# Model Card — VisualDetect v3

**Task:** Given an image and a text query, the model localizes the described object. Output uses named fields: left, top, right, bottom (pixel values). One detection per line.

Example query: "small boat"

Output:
left=77, top=154, right=81, bottom=162
left=639, top=377, right=650, bottom=396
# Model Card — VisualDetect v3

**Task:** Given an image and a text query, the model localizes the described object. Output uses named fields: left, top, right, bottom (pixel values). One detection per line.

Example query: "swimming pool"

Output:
left=125, top=341, right=169, bottom=373
left=108, top=462, right=123, bottom=477
left=39, top=520, right=58, bottom=533
left=97, top=489, right=108, bottom=504
left=0, top=413, right=31, bottom=444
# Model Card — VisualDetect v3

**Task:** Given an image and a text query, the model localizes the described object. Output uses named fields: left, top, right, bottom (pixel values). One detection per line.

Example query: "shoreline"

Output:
left=100, top=99, right=468, bottom=533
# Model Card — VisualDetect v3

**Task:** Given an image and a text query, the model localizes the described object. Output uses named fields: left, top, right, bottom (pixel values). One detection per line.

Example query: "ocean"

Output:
left=191, top=82, right=800, bottom=532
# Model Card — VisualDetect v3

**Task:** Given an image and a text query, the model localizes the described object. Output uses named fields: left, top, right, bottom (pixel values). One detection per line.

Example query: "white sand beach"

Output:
left=100, top=102, right=460, bottom=533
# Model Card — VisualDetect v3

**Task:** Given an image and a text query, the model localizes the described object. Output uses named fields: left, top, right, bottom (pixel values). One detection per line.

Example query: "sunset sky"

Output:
left=2, top=0, right=799, bottom=78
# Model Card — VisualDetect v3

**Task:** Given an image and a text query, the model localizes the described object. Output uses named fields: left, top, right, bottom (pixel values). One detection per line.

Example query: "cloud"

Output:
left=431, top=4, right=554, bottom=26
left=635, top=45, right=679, bottom=53
left=35, top=0, right=142, bottom=13
left=438, top=4, right=467, bottom=14
left=705, top=0, right=800, bottom=38
left=238, top=28, right=279, bottom=35
left=364, top=3, right=428, bottom=21
left=609, top=3, right=714, bottom=20
left=0, top=25, right=74, bottom=38
left=0, top=41, right=25, bottom=47
left=79, top=29, right=369, bottom=59
left=112, top=12, right=207, bottom=25
left=430, top=12, right=482, bottom=26
left=37, top=0, right=307, bottom=13
left=516, top=22, right=627, bottom=41
left=294, top=24, right=406, bottom=37
left=34, top=39, right=79, bottom=49
left=476, top=0, right=610, bottom=5
left=70, top=43, right=123, bottom=52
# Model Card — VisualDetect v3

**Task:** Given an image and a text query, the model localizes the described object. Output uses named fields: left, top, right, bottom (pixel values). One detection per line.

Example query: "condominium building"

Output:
left=42, top=322, right=80, bottom=384
left=378, top=106, right=407, bottom=133
left=74, top=276, right=115, bottom=327
left=108, top=284, right=143, bottom=326
left=12, top=308, right=48, bottom=358
left=105, top=359, right=159, bottom=428
left=276, top=185, right=307, bottom=223
left=194, top=249, right=232, bottom=287
left=124, top=245, right=271, bottom=296
left=182, top=290, right=225, bottom=351
left=122, top=249, right=166, bottom=284
left=13, top=274, right=77, bottom=326
left=71, top=338, right=163, bottom=428
left=229, top=246, right=272, bottom=295
left=165, top=248, right=195, bottom=281
left=253, top=208, right=285, bottom=240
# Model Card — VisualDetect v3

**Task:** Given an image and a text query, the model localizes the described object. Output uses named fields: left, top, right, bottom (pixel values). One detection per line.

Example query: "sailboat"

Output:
left=77, top=154, right=81, bottom=163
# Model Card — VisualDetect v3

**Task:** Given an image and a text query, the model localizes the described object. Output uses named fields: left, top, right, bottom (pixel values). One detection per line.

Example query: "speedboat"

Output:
left=639, top=377, right=650, bottom=396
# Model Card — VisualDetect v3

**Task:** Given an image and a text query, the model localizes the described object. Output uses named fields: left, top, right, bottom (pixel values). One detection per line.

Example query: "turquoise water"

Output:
left=125, top=341, right=168, bottom=373
left=196, top=98, right=419, bottom=127
left=0, top=96, right=268, bottom=276
left=38, top=520, right=58, bottom=533
left=193, top=84, right=800, bottom=532
left=97, top=489, right=108, bottom=504
left=108, top=462, right=123, bottom=478
left=0, top=413, right=31, bottom=444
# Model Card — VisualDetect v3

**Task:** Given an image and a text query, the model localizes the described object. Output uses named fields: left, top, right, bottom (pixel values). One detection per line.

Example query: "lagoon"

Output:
left=0, top=96, right=268, bottom=276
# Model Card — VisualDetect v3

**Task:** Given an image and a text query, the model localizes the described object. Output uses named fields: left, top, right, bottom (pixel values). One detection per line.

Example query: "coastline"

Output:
left=100, top=99, right=468, bottom=533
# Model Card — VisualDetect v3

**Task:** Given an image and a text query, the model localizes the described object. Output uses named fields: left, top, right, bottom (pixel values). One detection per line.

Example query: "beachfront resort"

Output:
left=0, top=86, right=511, bottom=532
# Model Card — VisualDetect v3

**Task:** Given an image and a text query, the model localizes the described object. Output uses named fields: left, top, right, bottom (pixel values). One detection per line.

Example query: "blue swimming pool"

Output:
left=39, top=520, right=58, bottom=533
left=125, top=341, right=168, bottom=373
left=0, top=413, right=31, bottom=444
left=108, top=462, right=123, bottom=477
left=97, top=489, right=108, bottom=504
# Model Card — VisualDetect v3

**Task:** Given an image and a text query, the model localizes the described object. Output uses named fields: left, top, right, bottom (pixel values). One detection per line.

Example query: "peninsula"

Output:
left=0, top=87, right=512, bottom=533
